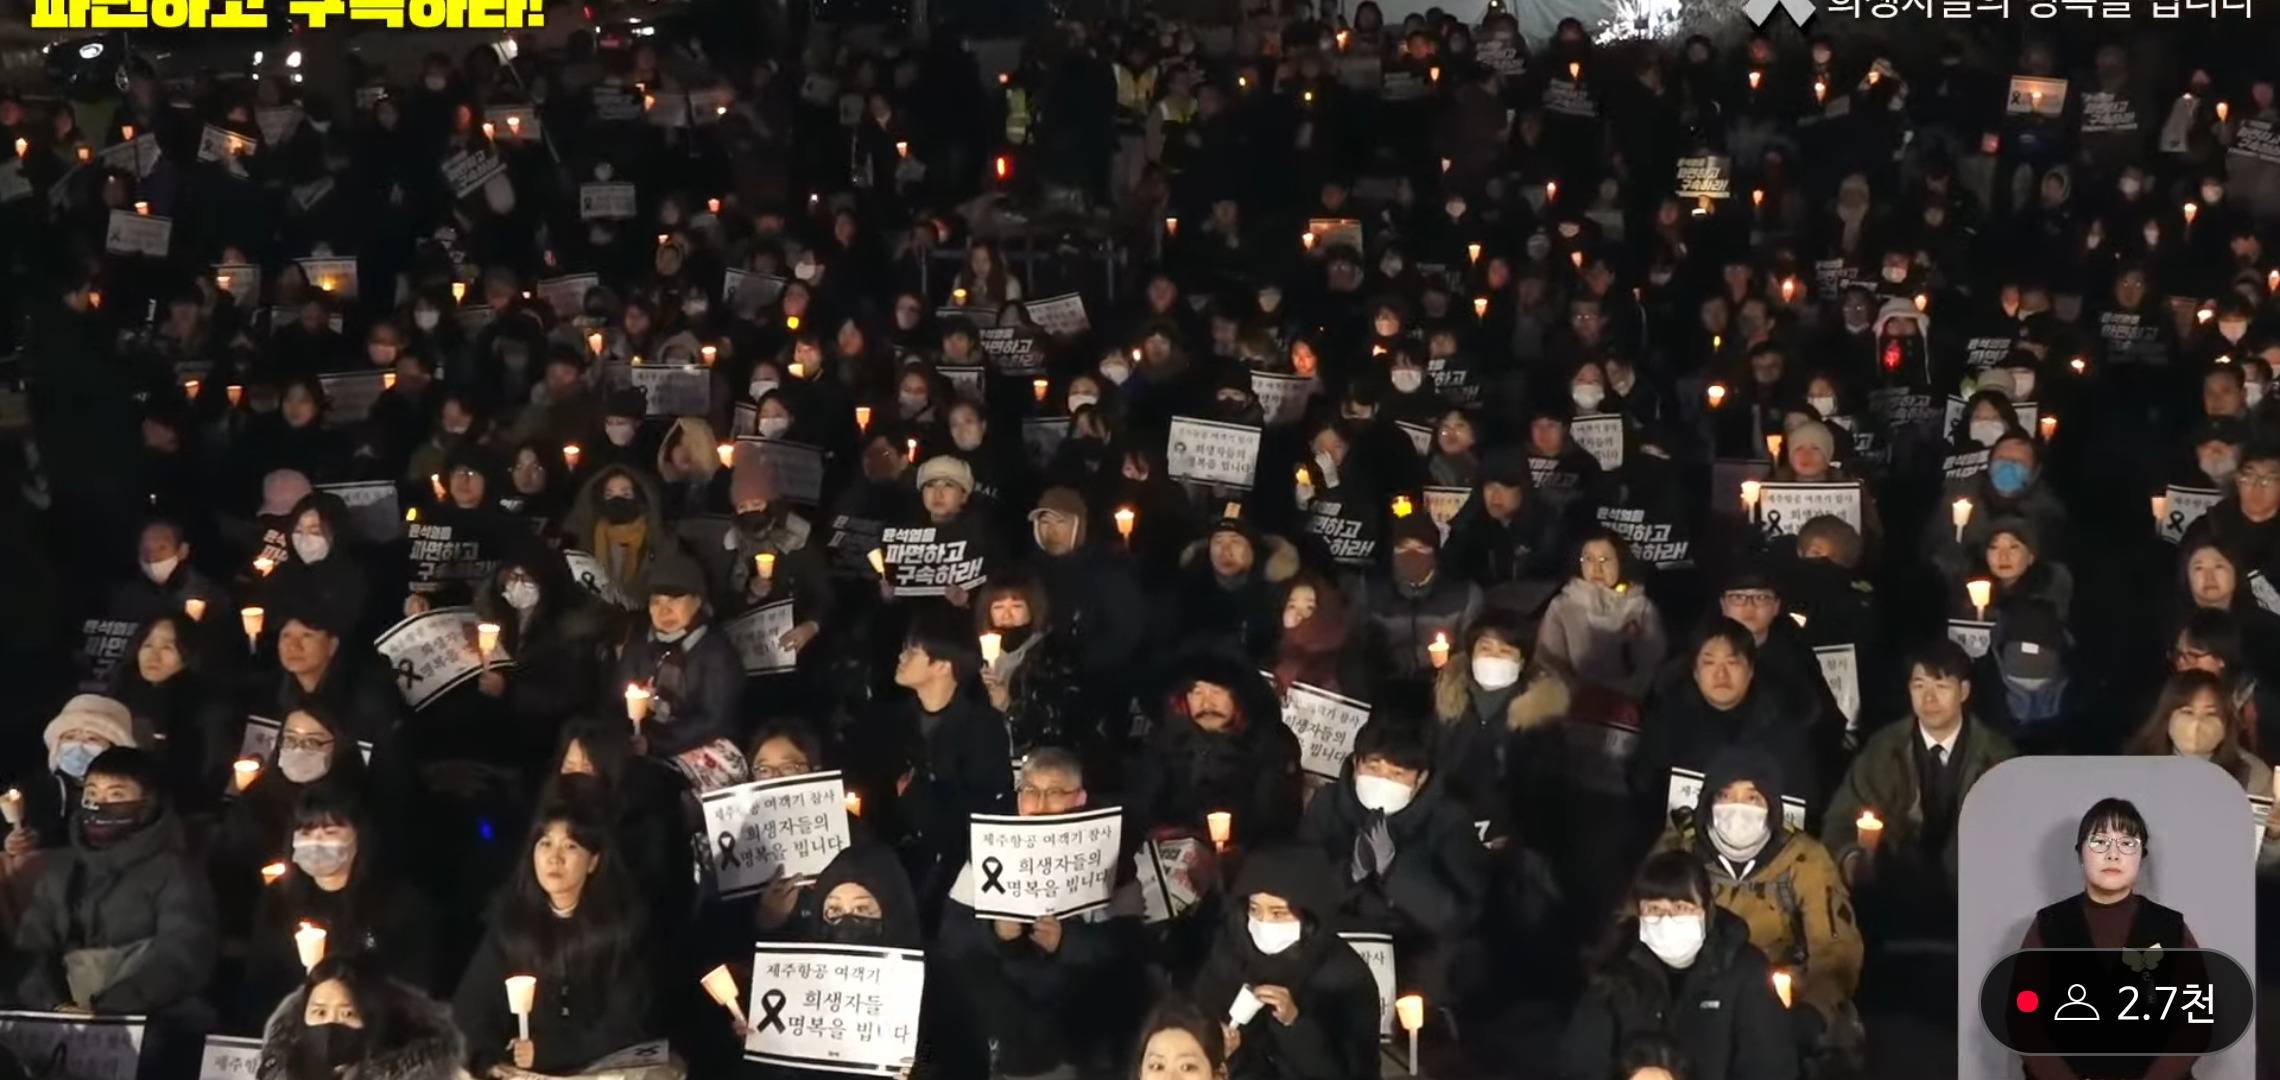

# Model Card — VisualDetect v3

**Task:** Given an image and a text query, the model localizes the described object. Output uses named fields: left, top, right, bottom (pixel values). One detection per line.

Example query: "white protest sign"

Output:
left=256, top=107, right=303, bottom=145
left=1305, top=218, right=1364, bottom=254
left=740, top=438, right=826, bottom=504
left=1668, top=768, right=1805, bottom=830
left=317, top=370, right=386, bottom=426
left=291, top=177, right=334, bottom=213
left=967, top=806, right=1124, bottom=921
left=374, top=607, right=511, bottom=710
left=647, top=92, right=693, bottom=128
left=579, top=182, right=638, bottom=221
left=211, top=263, right=260, bottom=306
left=2006, top=75, right=2068, bottom=117
left=0, top=1011, right=146, bottom=1080
left=196, top=124, right=256, bottom=164
left=1544, top=79, right=1596, bottom=117
left=882, top=524, right=987, bottom=598
left=724, top=269, right=788, bottom=315
left=1947, top=619, right=1995, bottom=659
left=1756, top=482, right=1863, bottom=537
left=1571, top=414, right=1624, bottom=470
left=579, top=1040, right=673, bottom=1079
left=1395, top=421, right=1434, bottom=457
left=0, top=162, right=31, bottom=205
left=1251, top=372, right=1314, bottom=426
left=238, top=715, right=281, bottom=763
left=77, top=617, right=136, bottom=688
left=1278, top=679, right=1372, bottom=780
left=2251, top=571, right=2280, bottom=617
left=1337, top=932, right=1396, bottom=1039
left=199, top=1034, right=262, bottom=1079
left=1424, top=486, right=1470, bottom=540
left=440, top=149, right=507, bottom=199
left=2250, top=795, right=2272, bottom=860
left=700, top=771, right=850, bottom=896
left=628, top=364, right=711, bottom=417
left=536, top=273, right=600, bottom=319
left=104, top=210, right=172, bottom=257
left=1167, top=417, right=1261, bottom=490
left=2160, top=485, right=2222, bottom=544
left=1024, top=293, right=1089, bottom=336
left=939, top=365, right=985, bottom=402
left=1674, top=155, right=1732, bottom=200
left=743, top=943, right=924, bottom=1075
left=1134, top=837, right=1204, bottom=925
left=564, top=549, right=624, bottom=607
left=96, top=134, right=158, bottom=177
left=315, top=481, right=403, bottom=544
left=298, top=257, right=359, bottom=299
left=724, top=600, right=799, bottom=676
left=1814, top=645, right=1862, bottom=730
left=1944, top=449, right=1992, bottom=479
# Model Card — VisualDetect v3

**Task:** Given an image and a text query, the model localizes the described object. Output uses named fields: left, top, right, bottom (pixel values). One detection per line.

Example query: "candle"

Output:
left=451, top=281, right=468, bottom=303
left=952, top=287, right=968, bottom=305
left=2269, top=269, right=2279, bottom=293
left=1569, top=250, right=1584, bottom=269
left=1706, top=383, right=1727, bottom=409
left=477, top=622, right=500, bottom=661
left=701, top=965, right=747, bottom=1024
left=2218, top=101, right=2231, bottom=122
left=2198, top=306, right=2214, bottom=324
left=1772, top=970, right=1793, bottom=1009
left=1302, top=89, right=1314, bottom=105
left=504, top=975, right=537, bottom=1042
left=241, top=606, right=264, bottom=650
left=624, top=685, right=652, bottom=727
left=707, top=197, right=722, bottom=215
left=1467, top=242, right=1482, bottom=265
left=2184, top=202, right=2199, bottom=226
left=716, top=442, right=735, bottom=469
left=1, top=789, right=22, bottom=826
left=1568, top=61, right=1581, bottom=80
left=1967, top=578, right=1993, bottom=622
left=11, top=138, right=23, bottom=158
left=906, top=437, right=919, bottom=463
left=1473, top=296, right=1489, bottom=319
left=227, top=384, right=245, bottom=406
left=1164, top=216, right=1179, bottom=237
left=2039, top=415, right=2057, bottom=440
left=294, top=922, right=328, bottom=971
left=755, top=552, right=776, bottom=581
left=1336, top=28, right=1349, bottom=50
left=1914, top=292, right=1929, bottom=313
left=2070, top=356, right=2087, bottom=375
left=1766, top=433, right=1784, bottom=462
left=1748, top=70, right=1762, bottom=91
left=979, top=632, right=1003, bottom=665
left=431, top=474, right=447, bottom=501
left=405, top=508, right=418, bottom=523
left=1206, top=811, right=1232, bottom=847
left=867, top=548, right=887, bottom=576
left=1439, top=157, right=1451, bottom=174
left=994, top=154, right=1010, bottom=182
left=253, top=555, right=275, bottom=577
left=1427, top=632, right=1450, bottom=669
left=845, top=790, right=863, bottom=817
left=1545, top=179, right=1558, bottom=203
left=1751, top=188, right=1764, bottom=209
left=261, top=861, right=288, bottom=886
left=587, top=331, right=605, bottom=356
left=1951, top=498, right=1973, bottom=542
left=562, top=444, right=581, bottom=470
left=1396, top=993, right=1426, bottom=1074
left=506, top=115, right=522, bottom=135
left=233, top=757, right=262, bottom=792
left=183, top=596, right=206, bottom=622
left=1115, top=507, right=1135, bottom=540
left=1740, top=480, right=1762, bottom=516
left=1855, top=810, right=1884, bottom=850
left=1428, top=66, right=1440, bottom=83
left=134, top=200, right=149, bottom=215
left=1779, top=277, right=1796, bottom=304
left=701, top=345, right=718, bottom=366
left=77, top=146, right=90, bottom=163
left=482, top=121, right=496, bottom=140
left=1814, top=79, right=1827, bottom=103
left=1301, top=231, right=1316, bottom=252
left=2029, top=90, right=2043, bottom=110
left=1295, top=465, right=1313, bottom=489
left=2152, top=494, right=2169, bottom=525
left=1712, top=333, right=1721, bottom=351
left=381, top=369, right=398, bottom=391
left=1392, top=495, right=1414, bottom=518
left=1032, top=378, right=1049, bottom=402
left=855, top=405, right=872, bottom=432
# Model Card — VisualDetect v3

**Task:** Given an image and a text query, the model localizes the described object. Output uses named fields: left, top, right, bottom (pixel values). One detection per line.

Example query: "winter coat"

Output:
left=1536, top=577, right=1669, bottom=700
left=1440, top=488, right=1569, bottom=615
left=1431, top=647, right=1578, bottom=839
left=241, top=868, right=442, bottom=1027
left=258, top=981, right=466, bottom=1080
left=262, top=492, right=371, bottom=637
left=468, top=556, right=614, bottom=757
left=1922, top=472, right=2071, bottom=587
left=1632, top=680, right=1818, bottom=846
left=1169, top=534, right=1302, bottom=665
left=850, top=690, right=1014, bottom=898
left=718, top=509, right=837, bottom=630
left=1296, top=761, right=1487, bottom=945
left=1557, top=908, right=1800, bottom=1080
left=936, top=861, right=1142, bottom=1076
left=610, top=624, right=744, bottom=758
left=13, top=808, right=218, bottom=1013
left=563, top=466, right=678, bottom=608
left=1354, top=571, right=1484, bottom=681
left=1819, top=716, right=2015, bottom=891
left=1191, top=847, right=1380, bottom=1080
left=1131, top=655, right=1304, bottom=847
left=452, top=916, right=654, bottom=1075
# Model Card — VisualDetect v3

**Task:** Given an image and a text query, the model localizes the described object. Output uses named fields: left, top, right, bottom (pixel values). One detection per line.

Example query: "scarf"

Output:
left=595, top=520, right=647, bottom=584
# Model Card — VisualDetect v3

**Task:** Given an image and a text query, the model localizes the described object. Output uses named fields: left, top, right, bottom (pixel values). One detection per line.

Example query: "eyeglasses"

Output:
left=1579, top=554, right=1619, bottom=568
left=280, top=735, right=335, bottom=753
left=1723, top=591, right=1779, bottom=606
left=2084, top=835, right=2143, bottom=856
left=1017, top=786, right=1081, bottom=802
left=2238, top=472, right=2280, bottom=490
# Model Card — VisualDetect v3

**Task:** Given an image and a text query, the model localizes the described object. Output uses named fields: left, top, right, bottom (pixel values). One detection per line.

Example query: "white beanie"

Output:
left=43, top=695, right=137, bottom=757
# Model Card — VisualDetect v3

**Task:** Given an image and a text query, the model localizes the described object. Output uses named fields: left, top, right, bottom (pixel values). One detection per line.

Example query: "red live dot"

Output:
left=2016, top=990, right=2040, bottom=1013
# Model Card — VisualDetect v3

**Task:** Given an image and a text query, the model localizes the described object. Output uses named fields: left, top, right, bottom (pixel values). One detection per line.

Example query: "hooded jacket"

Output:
left=1296, top=757, right=1486, bottom=945
left=470, top=551, right=614, bottom=755
left=1430, top=642, right=1578, bottom=838
left=14, top=803, right=218, bottom=1013
left=1557, top=907, right=1799, bottom=1080
left=1536, top=577, right=1669, bottom=699
left=257, top=980, right=466, bottom=1080
left=1171, top=529, right=1302, bottom=665
left=564, top=465, right=675, bottom=607
left=1131, top=653, right=1303, bottom=847
left=803, top=844, right=924, bottom=949
left=1654, top=748, right=1862, bottom=1025
left=1191, top=847, right=1380, bottom=1080
left=1632, top=675, right=1818, bottom=848
left=264, top=492, right=371, bottom=638
left=1440, top=474, right=1569, bottom=612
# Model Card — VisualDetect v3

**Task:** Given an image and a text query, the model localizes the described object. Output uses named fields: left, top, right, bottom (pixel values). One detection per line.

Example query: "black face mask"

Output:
left=823, top=915, right=883, bottom=945
left=601, top=496, right=643, bottom=525
left=736, top=511, right=771, bottom=534
left=80, top=799, right=151, bottom=848
left=298, top=1023, right=368, bottom=1071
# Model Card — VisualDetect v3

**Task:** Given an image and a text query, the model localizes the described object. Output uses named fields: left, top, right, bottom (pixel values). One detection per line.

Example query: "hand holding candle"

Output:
left=261, top=861, right=287, bottom=886
left=1427, top=632, right=1450, bottom=669
left=241, top=606, right=265, bottom=651
left=1772, top=970, right=1794, bottom=1009
left=1706, top=383, right=1727, bottom=409
left=294, top=921, right=327, bottom=971
left=700, top=965, right=747, bottom=1026
left=1855, top=810, right=1884, bottom=851
left=234, top=758, right=262, bottom=792
left=1740, top=480, right=1762, bottom=517
left=477, top=622, right=500, bottom=664
left=979, top=632, right=1003, bottom=665
left=624, top=684, right=652, bottom=729
left=1114, top=507, right=1136, bottom=541
left=1206, top=811, right=1232, bottom=849
left=0, top=789, right=21, bottom=826
left=1967, top=578, right=1993, bottom=622
left=1950, top=498, right=1973, bottom=542
left=505, top=975, right=538, bottom=1041
left=1396, top=993, right=1426, bottom=1074
left=2152, top=494, right=2170, bottom=527
left=755, top=552, right=776, bottom=582
left=183, top=597, right=206, bottom=622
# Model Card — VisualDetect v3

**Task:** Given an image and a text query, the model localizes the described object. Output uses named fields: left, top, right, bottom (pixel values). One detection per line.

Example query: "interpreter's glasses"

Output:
left=2085, top=835, right=2142, bottom=856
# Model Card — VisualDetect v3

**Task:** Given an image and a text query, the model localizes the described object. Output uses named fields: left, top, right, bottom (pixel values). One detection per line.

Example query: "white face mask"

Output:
left=1969, top=419, right=2006, bottom=447
left=1808, top=394, right=1839, bottom=417
left=367, top=343, right=397, bottom=365
left=1353, top=773, right=1416, bottom=814
left=1709, top=802, right=1771, bottom=861
left=278, top=746, right=330, bottom=784
left=1099, top=360, right=1131, bottom=385
left=142, top=556, right=179, bottom=585
left=606, top=419, right=638, bottom=447
left=423, top=73, right=448, bottom=92
left=2010, top=371, right=2037, bottom=399
left=749, top=379, right=779, bottom=401
left=504, top=581, right=541, bottom=610
left=2249, top=381, right=2267, bottom=407
left=1471, top=655, right=1521, bottom=690
left=1248, top=916, right=1303, bottom=955
left=757, top=416, right=790, bottom=439
left=1571, top=384, right=1605, bottom=411
left=898, top=393, right=928, bottom=417
left=291, top=534, right=331, bottom=564
left=413, top=309, right=440, bottom=331
left=1881, top=266, right=1908, bottom=284
left=2120, top=177, right=2143, bottom=198
left=1391, top=369, right=1424, bottom=394
left=1639, top=913, right=1706, bottom=969
left=793, top=261, right=819, bottom=282
left=1068, top=392, right=1099, bottom=412
left=2144, top=225, right=2162, bottom=247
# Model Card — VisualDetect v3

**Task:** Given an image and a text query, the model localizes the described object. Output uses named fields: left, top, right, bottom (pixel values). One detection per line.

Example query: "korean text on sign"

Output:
left=33, top=0, right=554, bottom=29
left=967, top=805, right=1124, bottom=922
left=1166, top=417, right=1263, bottom=490
left=699, top=771, right=850, bottom=897
left=743, top=943, right=925, bottom=1076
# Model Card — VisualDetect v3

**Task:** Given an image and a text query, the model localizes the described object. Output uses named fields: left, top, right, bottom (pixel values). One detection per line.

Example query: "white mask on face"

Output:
left=424, top=74, right=448, bottom=92
left=1068, top=392, right=1099, bottom=412
left=2120, top=177, right=2143, bottom=198
left=793, top=261, right=819, bottom=282
left=1881, top=266, right=1908, bottom=284
left=291, top=534, right=331, bottom=564
left=1248, top=917, right=1303, bottom=955
left=2144, top=225, right=2162, bottom=247
left=606, top=419, right=638, bottom=447
left=1809, top=394, right=1839, bottom=417
left=1969, top=419, right=2006, bottom=447
left=1391, top=369, right=1424, bottom=393
left=1353, top=773, right=1416, bottom=814
left=413, top=309, right=440, bottom=331
left=2249, top=381, right=2267, bottom=407
left=504, top=581, right=540, bottom=610
left=1099, top=360, right=1131, bottom=385
left=278, top=746, right=330, bottom=784
left=1571, top=384, right=1605, bottom=411
left=1639, top=913, right=1707, bottom=968
left=757, top=416, right=790, bottom=438
left=1709, top=802, right=1772, bottom=861
left=1471, top=655, right=1521, bottom=690
left=142, top=556, right=179, bottom=585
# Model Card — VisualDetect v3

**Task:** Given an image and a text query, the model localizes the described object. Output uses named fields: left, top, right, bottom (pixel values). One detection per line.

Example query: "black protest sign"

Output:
left=1595, top=504, right=1693, bottom=570
left=77, top=617, right=137, bottom=689
left=826, top=515, right=886, bottom=577
left=1305, top=497, right=1380, bottom=569
left=882, top=523, right=987, bottom=598
left=406, top=519, right=498, bottom=595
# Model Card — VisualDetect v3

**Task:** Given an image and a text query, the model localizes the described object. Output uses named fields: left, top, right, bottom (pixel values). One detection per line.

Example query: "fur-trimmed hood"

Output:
left=1433, top=641, right=1574, bottom=732
left=259, top=984, right=467, bottom=1080
left=1177, top=532, right=1301, bottom=585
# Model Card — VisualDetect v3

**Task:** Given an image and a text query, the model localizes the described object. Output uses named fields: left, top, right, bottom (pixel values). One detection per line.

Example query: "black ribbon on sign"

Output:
left=757, top=988, right=788, bottom=1032
left=979, top=856, right=1008, bottom=894
left=1761, top=509, right=1786, bottom=537
left=579, top=571, right=602, bottom=595
left=2167, top=510, right=2187, bottom=538
left=394, top=658, right=423, bottom=690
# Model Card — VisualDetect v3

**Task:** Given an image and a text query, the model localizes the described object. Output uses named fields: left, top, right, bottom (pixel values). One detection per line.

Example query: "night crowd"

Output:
left=0, top=2, right=2273, bottom=1079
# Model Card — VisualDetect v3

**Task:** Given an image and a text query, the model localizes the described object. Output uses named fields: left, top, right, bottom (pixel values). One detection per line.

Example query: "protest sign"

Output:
left=1543, top=79, right=1596, bottom=118
left=0, top=163, right=29, bottom=205
left=2006, top=76, right=2068, bottom=117
left=317, top=371, right=386, bottom=427
left=97, top=134, right=158, bottom=177
left=2251, top=571, right=2280, bottom=617
left=1381, top=70, right=1429, bottom=103
left=1395, top=421, right=1434, bottom=457
left=1756, top=482, right=1864, bottom=537
left=104, top=210, right=171, bottom=257
left=1947, top=619, right=1995, bottom=660
left=1674, top=155, right=1732, bottom=200
left=939, top=365, right=985, bottom=402
left=1278, top=679, right=1371, bottom=780
left=290, top=177, right=335, bottom=213
left=1668, top=768, right=1806, bottom=831
left=1337, top=932, right=1396, bottom=1039
left=2078, top=91, right=2138, bottom=135
left=2159, top=485, right=2222, bottom=544
left=978, top=327, right=1044, bottom=376
left=1167, top=418, right=1262, bottom=489
left=1943, top=449, right=1992, bottom=480
left=196, top=125, right=255, bottom=165
left=375, top=607, right=510, bottom=710
left=563, top=549, right=623, bottom=607
left=1305, top=218, right=1364, bottom=254
left=700, top=771, right=850, bottom=896
left=77, top=617, right=136, bottom=689
left=826, top=515, right=887, bottom=578
left=647, top=92, right=693, bottom=128
left=2249, top=795, right=2272, bottom=860
left=211, top=263, right=260, bottom=307
left=199, top=1034, right=262, bottom=1079
left=626, top=364, right=711, bottom=418
left=1251, top=372, right=1314, bottom=426
left=579, top=182, right=638, bottom=221
left=742, top=943, right=925, bottom=1074
left=739, top=438, right=826, bottom=505
left=881, top=524, right=987, bottom=598
left=406, top=519, right=499, bottom=596
left=1596, top=504, right=1692, bottom=569
left=579, top=1041, right=674, bottom=1080
left=937, top=306, right=997, bottom=329
left=1424, top=486, right=1471, bottom=541
left=298, top=257, right=359, bottom=299
left=1134, top=837, right=1204, bottom=925
left=1571, top=414, right=1624, bottom=470
left=1021, top=418, right=1069, bottom=469
left=724, top=269, right=788, bottom=314
left=1476, top=38, right=1526, bottom=77
left=1304, top=497, right=1378, bottom=568
left=1337, top=55, right=1382, bottom=91
left=724, top=600, right=799, bottom=676
left=0, top=1011, right=146, bottom=1080
left=1815, top=645, right=1862, bottom=730
left=537, top=273, right=601, bottom=319
left=238, top=716, right=280, bottom=762
left=315, top=481, right=404, bottom=545
left=440, top=149, right=507, bottom=199
left=967, top=806, right=1124, bottom=921
left=593, top=85, right=643, bottom=123
left=1024, top=293, right=1089, bottom=336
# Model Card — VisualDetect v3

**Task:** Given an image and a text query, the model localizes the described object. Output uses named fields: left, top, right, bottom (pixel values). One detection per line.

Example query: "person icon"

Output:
left=2052, top=984, right=2100, bottom=1022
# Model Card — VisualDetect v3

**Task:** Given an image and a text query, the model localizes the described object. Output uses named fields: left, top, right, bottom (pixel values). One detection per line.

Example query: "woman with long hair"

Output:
left=2127, top=670, right=2280, bottom=867
left=451, top=778, right=655, bottom=1076
left=104, top=613, right=234, bottom=817
left=258, top=954, right=464, bottom=1080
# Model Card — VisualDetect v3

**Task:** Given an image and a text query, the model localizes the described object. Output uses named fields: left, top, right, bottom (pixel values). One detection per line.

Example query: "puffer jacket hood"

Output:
left=562, top=464, right=669, bottom=541
left=258, top=982, right=467, bottom=1080
left=1553, top=575, right=1655, bottom=633
left=805, top=844, right=923, bottom=949
left=1432, top=640, right=1574, bottom=732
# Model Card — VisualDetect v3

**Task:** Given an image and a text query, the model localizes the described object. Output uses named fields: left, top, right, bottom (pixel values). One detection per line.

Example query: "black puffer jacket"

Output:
left=1557, top=908, right=1800, bottom=1080
left=1191, top=846, right=1381, bottom=1080
left=258, top=981, right=466, bottom=1080
left=1130, top=653, right=1304, bottom=847
left=13, top=807, right=218, bottom=1013
left=1296, top=758, right=1487, bottom=944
